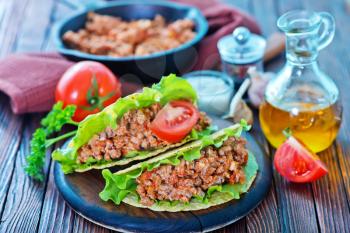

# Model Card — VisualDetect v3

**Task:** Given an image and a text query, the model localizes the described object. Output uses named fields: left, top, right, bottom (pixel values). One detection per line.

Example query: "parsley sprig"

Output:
left=25, top=102, right=78, bottom=181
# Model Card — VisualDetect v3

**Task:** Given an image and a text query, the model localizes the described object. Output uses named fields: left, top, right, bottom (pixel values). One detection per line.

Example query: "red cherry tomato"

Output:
left=55, top=61, right=121, bottom=122
left=150, top=100, right=199, bottom=143
left=274, top=136, right=328, bottom=183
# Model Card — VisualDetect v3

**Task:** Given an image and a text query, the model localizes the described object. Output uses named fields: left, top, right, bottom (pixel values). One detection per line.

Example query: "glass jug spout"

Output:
left=277, top=10, right=335, bottom=64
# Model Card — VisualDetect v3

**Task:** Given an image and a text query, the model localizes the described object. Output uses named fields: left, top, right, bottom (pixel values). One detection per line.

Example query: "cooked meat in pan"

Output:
left=63, top=12, right=197, bottom=57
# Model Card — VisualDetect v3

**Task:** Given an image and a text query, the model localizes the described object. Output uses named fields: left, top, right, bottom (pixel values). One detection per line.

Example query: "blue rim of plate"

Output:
left=53, top=0, right=208, bottom=62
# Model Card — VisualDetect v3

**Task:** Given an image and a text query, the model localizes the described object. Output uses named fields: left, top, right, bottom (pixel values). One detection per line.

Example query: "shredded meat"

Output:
left=63, top=12, right=196, bottom=57
left=136, top=137, right=248, bottom=206
left=77, top=103, right=210, bottom=163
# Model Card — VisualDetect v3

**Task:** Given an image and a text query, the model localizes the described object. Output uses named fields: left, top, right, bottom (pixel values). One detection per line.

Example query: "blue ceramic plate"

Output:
left=54, top=116, right=272, bottom=233
left=53, top=0, right=208, bottom=81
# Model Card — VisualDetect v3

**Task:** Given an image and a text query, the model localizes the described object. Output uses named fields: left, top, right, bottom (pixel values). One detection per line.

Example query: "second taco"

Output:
left=99, top=121, right=258, bottom=212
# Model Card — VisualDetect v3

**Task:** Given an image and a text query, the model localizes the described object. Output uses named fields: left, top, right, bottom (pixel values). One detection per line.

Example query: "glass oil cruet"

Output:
left=259, top=10, right=342, bottom=153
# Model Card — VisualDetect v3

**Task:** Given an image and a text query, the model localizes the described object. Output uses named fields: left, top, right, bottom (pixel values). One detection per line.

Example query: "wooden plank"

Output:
left=264, top=1, right=323, bottom=232
left=0, top=0, right=30, bottom=57
left=317, top=0, right=350, bottom=208
left=298, top=2, right=350, bottom=233
left=13, top=0, right=56, bottom=52
left=336, top=137, right=350, bottom=207
left=244, top=109, right=280, bottom=233
left=72, top=215, right=111, bottom=233
left=0, top=115, right=51, bottom=232
left=273, top=166, right=319, bottom=233
left=37, top=144, right=75, bottom=233
left=0, top=0, right=60, bottom=231
left=246, top=181, right=280, bottom=233
left=0, top=94, right=23, bottom=217
left=245, top=1, right=281, bottom=232
left=274, top=1, right=350, bottom=232
left=214, top=218, right=246, bottom=233
left=0, top=0, right=28, bottom=220
left=312, top=146, right=350, bottom=233
left=313, top=48, right=350, bottom=232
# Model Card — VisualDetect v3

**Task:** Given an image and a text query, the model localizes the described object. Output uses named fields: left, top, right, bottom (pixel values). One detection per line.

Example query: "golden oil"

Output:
left=259, top=101, right=342, bottom=152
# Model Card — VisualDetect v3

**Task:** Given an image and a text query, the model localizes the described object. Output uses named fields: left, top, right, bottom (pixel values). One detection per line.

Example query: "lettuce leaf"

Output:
left=99, top=120, right=257, bottom=210
left=52, top=74, right=202, bottom=173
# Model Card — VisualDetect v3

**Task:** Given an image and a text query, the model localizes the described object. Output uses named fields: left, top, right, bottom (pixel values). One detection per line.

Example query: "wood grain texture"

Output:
left=0, top=0, right=27, bottom=217
left=0, top=115, right=51, bottom=233
left=13, top=0, right=56, bottom=52
left=72, top=215, right=111, bottom=233
left=214, top=218, right=246, bottom=233
left=0, top=0, right=30, bottom=57
left=246, top=183, right=280, bottom=233
left=273, top=165, right=319, bottom=233
left=0, top=0, right=350, bottom=232
left=245, top=1, right=281, bottom=232
left=315, top=0, right=350, bottom=212
left=37, top=143, right=75, bottom=233
left=299, top=2, right=350, bottom=233
left=312, top=146, right=350, bottom=233
left=279, top=1, right=348, bottom=232
left=0, top=95, right=23, bottom=218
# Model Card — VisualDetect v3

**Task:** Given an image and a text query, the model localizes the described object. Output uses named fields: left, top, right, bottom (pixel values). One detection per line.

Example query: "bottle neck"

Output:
left=284, top=59, right=320, bottom=78
left=286, top=59, right=318, bottom=68
left=285, top=32, right=319, bottom=65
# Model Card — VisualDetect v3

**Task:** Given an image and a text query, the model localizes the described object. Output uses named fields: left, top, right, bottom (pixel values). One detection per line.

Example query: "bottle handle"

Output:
left=318, top=12, right=335, bottom=51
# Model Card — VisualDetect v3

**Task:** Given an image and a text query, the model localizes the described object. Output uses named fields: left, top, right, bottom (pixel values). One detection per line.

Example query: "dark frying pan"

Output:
left=53, top=0, right=208, bottom=83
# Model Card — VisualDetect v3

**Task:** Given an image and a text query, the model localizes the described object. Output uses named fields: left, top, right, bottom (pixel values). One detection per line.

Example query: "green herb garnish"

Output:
left=25, top=101, right=78, bottom=181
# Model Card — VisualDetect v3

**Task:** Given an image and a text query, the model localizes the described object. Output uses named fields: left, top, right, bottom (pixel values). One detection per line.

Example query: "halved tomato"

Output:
left=150, top=100, right=199, bottom=143
left=274, top=136, right=328, bottom=183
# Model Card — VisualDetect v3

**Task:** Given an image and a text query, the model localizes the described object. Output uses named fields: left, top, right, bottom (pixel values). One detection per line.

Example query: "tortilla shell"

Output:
left=75, top=139, right=190, bottom=172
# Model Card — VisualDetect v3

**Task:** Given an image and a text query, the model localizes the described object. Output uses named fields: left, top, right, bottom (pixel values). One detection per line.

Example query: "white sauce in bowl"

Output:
left=186, top=75, right=234, bottom=116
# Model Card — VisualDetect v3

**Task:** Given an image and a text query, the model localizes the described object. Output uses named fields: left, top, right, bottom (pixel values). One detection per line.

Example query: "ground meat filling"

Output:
left=136, top=137, right=248, bottom=206
left=78, top=103, right=210, bottom=163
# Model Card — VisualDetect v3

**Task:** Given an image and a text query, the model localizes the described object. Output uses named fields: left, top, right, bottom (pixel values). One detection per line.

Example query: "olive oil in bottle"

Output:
left=260, top=10, right=342, bottom=152
left=259, top=101, right=341, bottom=152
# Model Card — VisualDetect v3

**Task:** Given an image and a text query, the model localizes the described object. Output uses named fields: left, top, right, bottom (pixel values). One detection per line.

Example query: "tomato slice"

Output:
left=274, top=136, right=328, bottom=183
left=150, top=100, right=199, bottom=143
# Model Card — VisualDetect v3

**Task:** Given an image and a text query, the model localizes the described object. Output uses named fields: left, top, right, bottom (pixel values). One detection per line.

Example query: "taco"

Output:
left=99, top=121, right=258, bottom=212
left=52, top=74, right=212, bottom=174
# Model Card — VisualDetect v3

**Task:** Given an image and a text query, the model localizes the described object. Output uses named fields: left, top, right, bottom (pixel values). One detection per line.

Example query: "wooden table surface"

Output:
left=0, top=0, right=349, bottom=232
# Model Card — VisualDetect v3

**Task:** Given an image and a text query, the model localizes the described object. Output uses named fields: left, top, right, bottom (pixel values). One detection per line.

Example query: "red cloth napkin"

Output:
left=0, top=0, right=260, bottom=114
